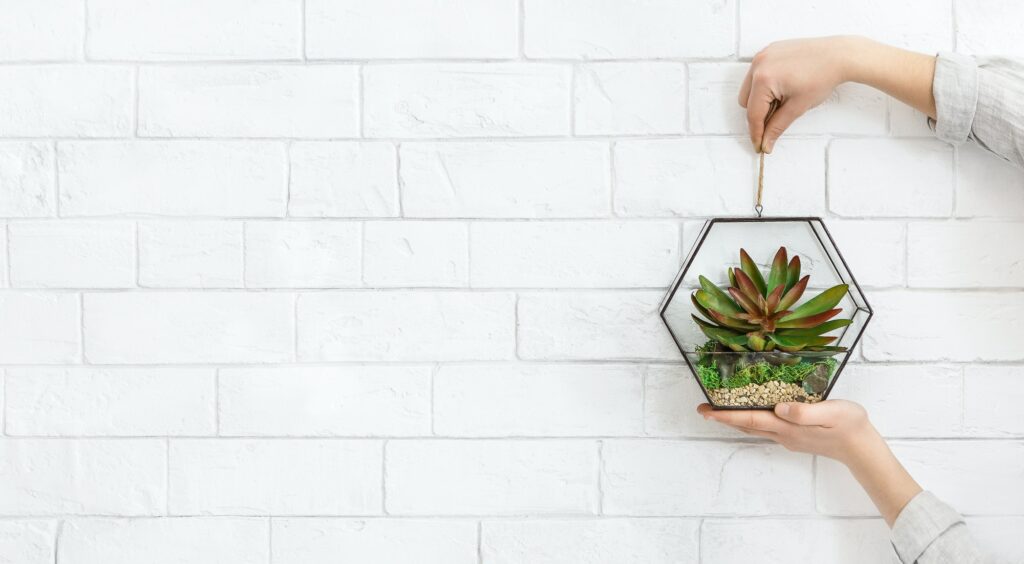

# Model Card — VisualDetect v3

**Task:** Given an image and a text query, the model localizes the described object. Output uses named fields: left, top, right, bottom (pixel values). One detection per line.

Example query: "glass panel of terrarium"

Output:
left=679, top=219, right=844, bottom=291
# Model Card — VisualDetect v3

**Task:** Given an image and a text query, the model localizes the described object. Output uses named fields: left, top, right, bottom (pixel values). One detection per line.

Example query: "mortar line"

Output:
left=381, top=440, right=389, bottom=515
left=78, top=292, right=86, bottom=364
left=395, top=142, right=404, bottom=218
left=517, top=0, right=526, bottom=59
left=284, top=140, right=293, bottom=218
left=214, top=368, right=221, bottom=436
left=476, top=520, right=484, bottom=564
left=164, top=438, right=171, bottom=515
left=596, top=440, right=605, bottom=515
left=132, top=66, right=141, bottom=137
left=134, top=221, right=141, bottom=287
left=52, top=140, right=62, bottom=218
left=300, top=0, right=308, bottom=61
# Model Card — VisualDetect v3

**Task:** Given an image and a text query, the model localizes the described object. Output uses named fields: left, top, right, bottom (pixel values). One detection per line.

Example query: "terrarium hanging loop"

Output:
left=755, top=99, right=781, bottom=218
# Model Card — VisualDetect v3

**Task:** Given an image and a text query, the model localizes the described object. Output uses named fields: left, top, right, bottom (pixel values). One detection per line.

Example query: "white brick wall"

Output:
left=2, top=2, right=1023, bottom=563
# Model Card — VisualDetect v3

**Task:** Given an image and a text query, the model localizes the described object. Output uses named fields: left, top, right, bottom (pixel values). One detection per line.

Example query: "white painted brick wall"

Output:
left=2, top=2, right=1023, bottom=562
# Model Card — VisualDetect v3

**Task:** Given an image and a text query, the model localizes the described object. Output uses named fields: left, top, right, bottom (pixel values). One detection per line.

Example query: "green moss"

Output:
left=697, top=362, right=721, bottom=389
left=693, top=340, right=840, bottom=390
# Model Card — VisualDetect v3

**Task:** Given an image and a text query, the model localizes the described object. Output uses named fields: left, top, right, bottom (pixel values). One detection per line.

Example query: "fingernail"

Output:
left=776, top=403, right=789, bottom=416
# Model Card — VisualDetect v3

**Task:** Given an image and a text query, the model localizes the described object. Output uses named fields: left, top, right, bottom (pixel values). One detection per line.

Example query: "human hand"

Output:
left=698, top=399, right=922, bottom=526
left=739, top=36, right=862, bottom=154
left=697, top=400, right=883, bottom=467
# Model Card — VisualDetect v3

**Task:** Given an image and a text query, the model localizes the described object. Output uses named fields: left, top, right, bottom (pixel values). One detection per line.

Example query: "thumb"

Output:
left=774, top=401, right=843, bottom=427
left=761, top=101, right=803, bottom=154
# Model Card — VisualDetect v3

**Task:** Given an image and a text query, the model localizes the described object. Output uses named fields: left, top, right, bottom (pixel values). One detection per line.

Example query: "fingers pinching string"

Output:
left=756, top=99, right=780, bottom=218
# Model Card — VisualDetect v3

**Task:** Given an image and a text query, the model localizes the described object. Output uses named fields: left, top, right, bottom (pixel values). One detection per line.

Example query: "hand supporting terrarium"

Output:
left=697, top=400, right=922, bottom=527
left=740, top=35, right=937, bottom=154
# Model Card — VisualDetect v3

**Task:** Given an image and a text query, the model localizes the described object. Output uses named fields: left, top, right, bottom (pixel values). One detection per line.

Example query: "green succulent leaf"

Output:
left=692, top=315, right=749, bottom=351
left=728, top=267, right=737, bottom=288
left=785, top=256, right=801, bottom=292
left=698, top=275, right=742, bottom=314
left=739, top=248, right=767, bottom=296
left=766, top=247, right=788, bottom=294
left=747, top=333, right=767, bottom=351
left=779, top=284, right=849, bottom=322
left=765, top=283, right=785, bottom=313
left=708, top=309, right=759, bottom=331
left=694, top=290, right=743, bottom=320
left=776, top=308, right=842, bottom=329
left=728, top=287, right=761, bottom=316
left=777, top=275, right=809, bottom=311
left=769, top=334, right=837, bottom=348
left=732, top=268, right=763, bottom=305
left=775, top=318, right=852, bottom=337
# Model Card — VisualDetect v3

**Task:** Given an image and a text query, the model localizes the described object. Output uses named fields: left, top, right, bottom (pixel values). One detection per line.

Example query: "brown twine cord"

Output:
left=755, top=99, right=780, bottom=217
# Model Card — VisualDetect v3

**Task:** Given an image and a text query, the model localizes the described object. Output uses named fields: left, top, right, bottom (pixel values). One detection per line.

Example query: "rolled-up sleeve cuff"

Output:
left=932, top=51, right=980, bottom=145
left=891, top=491, right=964, bottom=563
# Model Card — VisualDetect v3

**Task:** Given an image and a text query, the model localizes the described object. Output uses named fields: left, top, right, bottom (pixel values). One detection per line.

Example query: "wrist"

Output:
left=834, top=35, right=880, bottom=85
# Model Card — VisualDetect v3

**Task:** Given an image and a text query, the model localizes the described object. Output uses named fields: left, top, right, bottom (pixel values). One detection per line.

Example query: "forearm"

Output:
left=842, top=36, right=938, bottom=119
left=841, top=426, right=922, bottom=527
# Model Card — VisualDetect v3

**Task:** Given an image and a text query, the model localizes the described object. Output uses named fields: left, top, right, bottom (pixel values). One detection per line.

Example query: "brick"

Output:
left=0, top=66, right=132, bottom=137
left=0, top=142, right=55, bottom=217
left=889, top=100, right=933, bottom=137
left=84, top=292, right=293, bottom=364
left=688, top=63, right=886, bottom=135
left=482, top=519, right=700, bottom=564
left=739, top=0, right=952, bottom=56
left=0, top=521, right=56, bottom=564
left=470, top=222, right=679, bottom=288
left=574, top=63, right=686, bottom=135
left=244, top=221, right=361, bottom=288
left=306, top=0, right=516, bottom=59
left=364, top=64, right=570, bottom=138
left=8, top=221, right=135, bottom=288
left=139, top=66, right=358, bottom=137
left=0, top=439, right=164, bottom=515
left=218, top=366, right=431, bottom=436
left=829, top=139, right=953, bottom=217
left=955, top=0, right=1024, bottom=57
left=169, top=440, right=382, bottom=515
left=139, top=221, right=244, bottom=288
left=701, top=519, right=894, bottom=563
left=433, top=365, right=644, bottom=437
left=87, top=0, right=300, bottom=61
left=386, top=440, right=598, bottom=515
left=400, top=142, right=608, bottom=218
left=0, top=293, right=79, bottom=363
left=957, top=143, right=1024, bottom=217
left=59, top=518, right=268, bottom=564
left=5, top=367, right=215, bottom=437
left=614, top=138, right=825, bottom=217
left=644, top=365, right=746, bottom=439
left=517, top=291, right=682, bottom=360
left=824, top=220, right=906, bottom=288
left=963, top=366, right=1024, bottom=437
left=288, top=142, right=398, bottom=218
left=364, top=221, right=468, bottom=287
left=602, top=440, right=813, bottom=515
left=829, top=364, right=963, bottom=438
left=524, top=0, right=734, bottom=58
left=298, top=292, right=514, bottom=361
left=862, top=291, right=1024, bottom=361
left=59, top=141, right=286, bottom=217
left=273, top=519, right=477, bottom=564
left=817, top=441, right=1024, bottom=515
left=909, top=221, right=1024, bottom=287
left=0, top=0, right=83, bottom=61
left=967, top=517, right=1024, bottom=563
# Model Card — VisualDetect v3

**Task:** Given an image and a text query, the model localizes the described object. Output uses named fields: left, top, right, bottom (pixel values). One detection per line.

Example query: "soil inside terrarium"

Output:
left=694, top=340, right=839, bottom=408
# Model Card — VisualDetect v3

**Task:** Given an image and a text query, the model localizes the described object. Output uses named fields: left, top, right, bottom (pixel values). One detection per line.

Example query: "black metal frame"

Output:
left=659, top=217, right=873, bottom=410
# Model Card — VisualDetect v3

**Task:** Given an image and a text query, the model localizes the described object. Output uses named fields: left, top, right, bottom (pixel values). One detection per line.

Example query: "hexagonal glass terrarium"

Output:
left=660, top=217, right=872, bottom=410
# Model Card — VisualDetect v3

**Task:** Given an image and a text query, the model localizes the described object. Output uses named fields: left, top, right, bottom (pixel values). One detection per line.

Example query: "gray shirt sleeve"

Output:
left=890, top=491, right=1001, bottom=563
left=931, top=51, right=1024, bottom=167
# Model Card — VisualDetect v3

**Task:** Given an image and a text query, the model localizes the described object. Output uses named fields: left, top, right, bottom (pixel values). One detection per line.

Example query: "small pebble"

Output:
left=708, top=381, right=821, bottom=407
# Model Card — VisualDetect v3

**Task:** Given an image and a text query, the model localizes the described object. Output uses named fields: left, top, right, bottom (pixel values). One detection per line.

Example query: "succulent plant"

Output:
left=691, top=246, right=851, bottom=354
